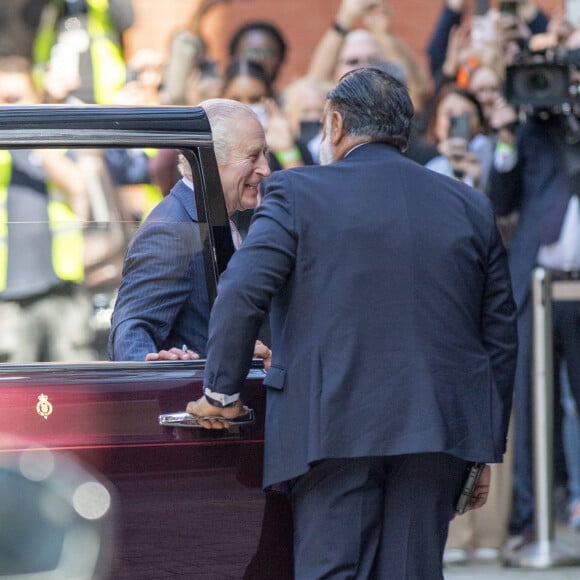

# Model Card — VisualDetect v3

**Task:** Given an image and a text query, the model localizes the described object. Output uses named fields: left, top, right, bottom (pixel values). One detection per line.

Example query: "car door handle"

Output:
left=158, top=409, right=255, bottom=428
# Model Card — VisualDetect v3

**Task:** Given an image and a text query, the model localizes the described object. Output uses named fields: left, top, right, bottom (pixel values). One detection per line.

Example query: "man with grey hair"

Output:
left=187, top=68, right=517, bottom=578
left=108, top=98, right=271, bottom=361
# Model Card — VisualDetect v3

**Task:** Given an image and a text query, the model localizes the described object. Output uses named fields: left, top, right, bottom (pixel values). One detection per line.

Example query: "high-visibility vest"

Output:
left=33, top=0, right=127, bottom=104
left=0, top=150, right=84, bottom=293
left=140, top=148, right=163, bottom=222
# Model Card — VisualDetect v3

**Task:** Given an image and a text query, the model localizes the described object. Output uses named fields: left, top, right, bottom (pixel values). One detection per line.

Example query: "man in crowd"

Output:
left=0, top=55, right=94, bottom=363
left=186, top=68, right=518, bottom=578
left=32, top=0, right=134, bottom=104
left=108, top=98, right=271, bottom=362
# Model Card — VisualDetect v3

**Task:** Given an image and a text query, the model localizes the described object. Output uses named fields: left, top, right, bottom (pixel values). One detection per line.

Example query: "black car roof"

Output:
left=0, top=105, right=213, bottom=148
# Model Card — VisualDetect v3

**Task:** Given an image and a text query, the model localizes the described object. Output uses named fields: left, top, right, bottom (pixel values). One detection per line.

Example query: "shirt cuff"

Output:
left=204, top=387, right=240, bottom=407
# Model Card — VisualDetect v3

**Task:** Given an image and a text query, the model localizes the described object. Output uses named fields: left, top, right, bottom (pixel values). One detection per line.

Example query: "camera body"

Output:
left=505, top=48, right=580, bottom=112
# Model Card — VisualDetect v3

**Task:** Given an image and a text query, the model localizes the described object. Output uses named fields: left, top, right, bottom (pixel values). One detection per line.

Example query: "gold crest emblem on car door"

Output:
left=36, top=393, right=53, bottom=420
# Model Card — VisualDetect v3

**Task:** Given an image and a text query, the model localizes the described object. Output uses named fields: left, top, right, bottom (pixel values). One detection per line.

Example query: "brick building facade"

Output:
left=125, top=0, right=564, bottom=90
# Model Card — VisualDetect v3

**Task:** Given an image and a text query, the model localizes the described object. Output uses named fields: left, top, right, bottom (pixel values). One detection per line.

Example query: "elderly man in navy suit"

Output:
left=108, top=98, right=272, bottom=362
left=187, top=68, right=518, bottom=579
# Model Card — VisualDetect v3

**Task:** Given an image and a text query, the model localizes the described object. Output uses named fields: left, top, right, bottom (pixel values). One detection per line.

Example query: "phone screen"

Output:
left=448, top=113, right=471, bottom=141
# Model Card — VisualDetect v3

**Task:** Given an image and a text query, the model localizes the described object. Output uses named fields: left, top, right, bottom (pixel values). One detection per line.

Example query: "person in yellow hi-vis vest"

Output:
left=0, top=55, right=95, bottom=362
left=104, top=148, right=163, bottom=223
left=32, top=0, right=134, bottom=104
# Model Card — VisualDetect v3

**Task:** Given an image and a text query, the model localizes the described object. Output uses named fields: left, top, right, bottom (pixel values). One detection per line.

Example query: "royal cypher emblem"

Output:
left=36, top=393, right=53, bottom=420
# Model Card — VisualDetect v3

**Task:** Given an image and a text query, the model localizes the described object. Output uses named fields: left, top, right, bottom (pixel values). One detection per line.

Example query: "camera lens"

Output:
left=527, top=71, right=550, bottom=92
left=506, top=63, right=569, bottom=107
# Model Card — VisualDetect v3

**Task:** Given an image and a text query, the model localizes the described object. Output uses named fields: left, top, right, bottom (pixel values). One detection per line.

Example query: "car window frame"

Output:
left=0, top=104, right=233, bottom=313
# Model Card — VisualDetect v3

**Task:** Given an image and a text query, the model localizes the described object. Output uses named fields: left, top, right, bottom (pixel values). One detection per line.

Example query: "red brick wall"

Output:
left=126, top=0, right=565, bottom=88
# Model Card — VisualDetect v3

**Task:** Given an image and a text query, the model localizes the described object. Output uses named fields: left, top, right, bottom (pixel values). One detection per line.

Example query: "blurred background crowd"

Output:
left=2, top=0, right=580, bottom=568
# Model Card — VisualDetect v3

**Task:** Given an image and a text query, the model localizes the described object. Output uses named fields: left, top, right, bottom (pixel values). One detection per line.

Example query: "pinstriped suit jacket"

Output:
left=108, top=179, right=209, bottom=360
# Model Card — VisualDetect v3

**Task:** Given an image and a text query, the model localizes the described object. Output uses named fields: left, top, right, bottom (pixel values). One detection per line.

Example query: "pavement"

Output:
left=445, top=525, right=580, bottom=579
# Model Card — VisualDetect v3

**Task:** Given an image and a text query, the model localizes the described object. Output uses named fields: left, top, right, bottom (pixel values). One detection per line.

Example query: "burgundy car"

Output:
left=0, top=106, right=292, bottom=580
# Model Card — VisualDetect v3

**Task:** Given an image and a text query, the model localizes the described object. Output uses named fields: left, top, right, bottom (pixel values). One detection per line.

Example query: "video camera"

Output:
left=505, top=47, right=580, bottom=112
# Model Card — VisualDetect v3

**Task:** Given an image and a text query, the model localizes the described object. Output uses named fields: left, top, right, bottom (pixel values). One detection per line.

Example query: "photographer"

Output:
left=488, top=27, right=580, bottom=539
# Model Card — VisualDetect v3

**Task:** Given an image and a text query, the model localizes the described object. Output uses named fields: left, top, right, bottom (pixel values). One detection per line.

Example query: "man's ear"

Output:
left=330, top=110, right=345, bottom=147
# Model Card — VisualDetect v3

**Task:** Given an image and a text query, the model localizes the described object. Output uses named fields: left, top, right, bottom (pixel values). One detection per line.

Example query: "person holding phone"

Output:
left=424, top=84, right=493, bottom=191
left=425, top=0, right=548, bottom=92
left=221, top=59, right=313, bottom=170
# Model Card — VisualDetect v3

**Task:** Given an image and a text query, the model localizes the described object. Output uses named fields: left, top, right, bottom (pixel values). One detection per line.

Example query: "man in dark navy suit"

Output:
left=108, top=98, right=272, bottom=361
left=187, top=68, right=518, bottom=579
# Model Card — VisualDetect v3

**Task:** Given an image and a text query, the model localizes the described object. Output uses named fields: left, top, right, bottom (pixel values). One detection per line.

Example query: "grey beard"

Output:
left=318, top=136, right=335, bottom=166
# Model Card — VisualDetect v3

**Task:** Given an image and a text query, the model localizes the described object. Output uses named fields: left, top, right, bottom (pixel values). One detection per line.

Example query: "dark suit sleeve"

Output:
left=528, top=9, right=548, bottom=34
left=425, top=5, right=462, bottom=80
left=108, top=220, right=200, bottom=360
left=204, top=175, right=297, bottom=396
left=481, top=205, right=518, bottom=448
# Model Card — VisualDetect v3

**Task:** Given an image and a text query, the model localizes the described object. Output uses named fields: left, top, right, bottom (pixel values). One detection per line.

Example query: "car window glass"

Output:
left=0, top=146, right=213, bottom=363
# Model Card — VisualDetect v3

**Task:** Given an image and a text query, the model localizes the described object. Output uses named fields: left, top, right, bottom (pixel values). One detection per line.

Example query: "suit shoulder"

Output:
left=145, top=190, right=192, bottom=222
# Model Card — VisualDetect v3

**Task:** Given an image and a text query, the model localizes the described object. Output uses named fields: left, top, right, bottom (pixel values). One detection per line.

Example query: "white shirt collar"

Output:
left=344, top=142, right=368, bottom=158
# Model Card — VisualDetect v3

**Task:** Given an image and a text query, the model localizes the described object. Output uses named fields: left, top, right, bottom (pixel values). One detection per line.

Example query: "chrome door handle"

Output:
left=158, top=409, right=255, bottom=428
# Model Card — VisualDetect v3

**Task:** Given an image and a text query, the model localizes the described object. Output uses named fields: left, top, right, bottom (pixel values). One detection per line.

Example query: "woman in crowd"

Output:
left=222, top=59, right=312, bottom=170
left=423, top=83, right=493, bottom=192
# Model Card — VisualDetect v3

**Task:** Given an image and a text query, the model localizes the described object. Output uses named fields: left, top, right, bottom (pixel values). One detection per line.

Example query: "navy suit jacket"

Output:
left=203, top=143, right=518, bottom=488
left=108, top=179, right=209, bottom=360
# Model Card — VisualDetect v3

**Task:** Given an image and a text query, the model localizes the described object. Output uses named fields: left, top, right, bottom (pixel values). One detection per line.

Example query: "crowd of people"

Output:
left=2, top=0, right=580, bottom=572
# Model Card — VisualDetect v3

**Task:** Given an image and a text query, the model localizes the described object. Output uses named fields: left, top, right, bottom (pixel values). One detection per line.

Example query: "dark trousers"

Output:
left=289, top=453, right=468, bottom=580
left=510, top=298, right=575, bottom=534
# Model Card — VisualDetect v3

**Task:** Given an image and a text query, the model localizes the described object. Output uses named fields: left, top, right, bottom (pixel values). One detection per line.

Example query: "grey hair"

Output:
left=199, top=98, right=257, bottom=165
left=177, top=99, right=257, bottom=179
